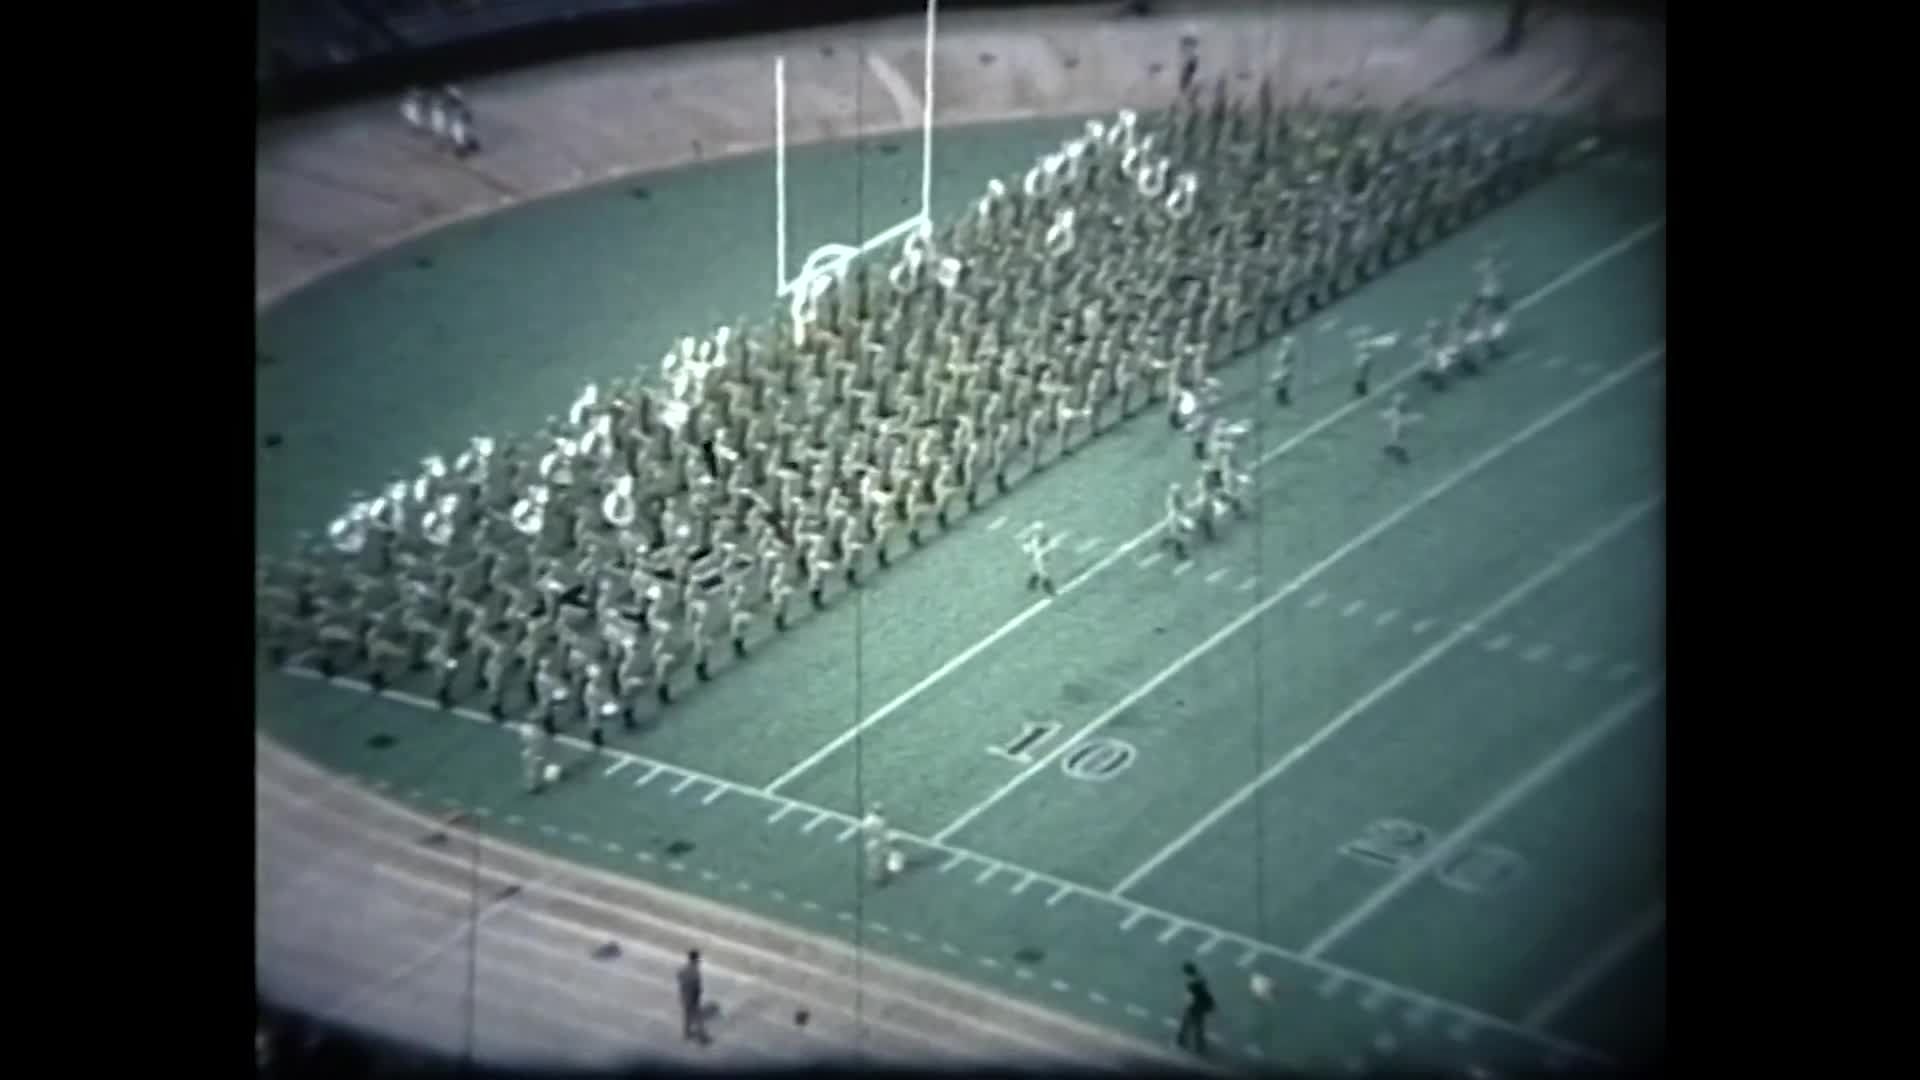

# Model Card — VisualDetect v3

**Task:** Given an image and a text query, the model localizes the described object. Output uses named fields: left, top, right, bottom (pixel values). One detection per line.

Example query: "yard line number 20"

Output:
left=1340, top=818, right=1528, bottom=897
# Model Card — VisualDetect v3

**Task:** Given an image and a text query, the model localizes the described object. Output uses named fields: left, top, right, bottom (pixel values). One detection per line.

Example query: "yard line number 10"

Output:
left=990, top=722, right=1136, bottom=782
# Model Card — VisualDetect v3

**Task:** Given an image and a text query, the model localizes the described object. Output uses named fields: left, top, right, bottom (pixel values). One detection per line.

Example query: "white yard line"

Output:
left=1301, top=683, right=1664, bottom=958
left=1522, top=903, right=1667, bottom=1029
left=933, top=351, right=1663, bottom=846
left=761, top=219, right=1664, bottom=796
left=1112, top=494, right=1662, bottom=896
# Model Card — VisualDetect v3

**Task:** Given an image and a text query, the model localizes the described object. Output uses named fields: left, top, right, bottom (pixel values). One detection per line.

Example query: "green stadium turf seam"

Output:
left=1109, top=491, right=1665, bottom=898
left=1299, top=680, right=1665, bottom=960
left=273, top=666, right=1610, bottom=1068
left=928, top=349, right=1664, bottom=849
left=758, top=215, right=1666, bottom=798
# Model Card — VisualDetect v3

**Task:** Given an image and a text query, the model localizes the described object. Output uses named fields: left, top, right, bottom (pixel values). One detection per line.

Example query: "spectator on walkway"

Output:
left=678, top=949, right=709, bottom=1044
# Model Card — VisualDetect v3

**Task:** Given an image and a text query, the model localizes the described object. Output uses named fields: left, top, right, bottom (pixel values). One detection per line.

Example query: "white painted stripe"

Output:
left=836, top=823, right=861, bottom=843
left=1204, top=568, right=1229, bottom=585
left=752, top=228, right=1661, bottom=798
left=1011, top=873, right=1036, bottom=895
left=1046, top=885, right=1074, bottom=907
left=1051, top=979, right=1072, bottom=992
left=940, top=852, right=968, bottom=873
left=975, top=864, right=999, bottom=885
left=633, top=764, right=663, bottom=787
left=1307, top=591, right=1330, bottom=609
left=1410, top=617, right=1436, bottom=634
left=699, top=784, right=728, bottom=805
left=1319, top=973, right=1345, bottom=997
left=603, top=758, right=633, bottom=778
left=1077, top=536, right=1104, bottom=553
left=1120, top=909, right=1148, bottom=931
left=669, top=774, right=698, bottom=795
left=1237, top=949, right=1260, bottom=969
left=802, top=812, right=831, bottom=834
left=938, top=365, right=1665, bottom=849
left=1566, top=653, right=1596, bottom=674
left=987, top=515, right=1008, bottom=531
left=1523, top=643, right=1554, bottom=663
left=1303, top=683, right=1662, bottom=958
left=1485, top=633, right=1513, bottom=652
left=1111, top=494, right=1665, bottom=895
left=1607, top=662, right=1639, bottom=683
left=1172, top=560, right=1195, bottom=576
left=1375, top=609, right=1400, bottom=627
left=1196, top=934, right=1222, bottom=956
left=1523, top=903, right=1666, bottom=1027
left=1238, top=577, right=1258, bottom=592
left=1139, top=552, right=1165, bottom=569
left=1546, top=354, right=1568, bottom=369
left=1361, top=986, right=1392, bottom=1011
left=381, top=689, right=438, bottom=709
left=1156, top=922, right=1183, bottom=944
left=1342, top=600, right=1366, bottom=618
left=766, top=803, right=798, bottom=824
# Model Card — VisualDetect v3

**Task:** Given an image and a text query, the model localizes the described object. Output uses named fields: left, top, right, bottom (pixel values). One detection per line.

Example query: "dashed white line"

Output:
left=1307, top=591, right=1330, bottom=609
left=940, top=852, right=969, bottom=873
left=1484, top=633, right=1513, bottom=652
left=1411, top=617, right=1436, bottom=634
left=633, top=764, right=663, bottom=787
left=974, top=865, right=999, bottom=885
left=1375, top=609, right=1401, bottom=627
left=836, top=823, right=861, bottom=843
left=1238, top=576, right=1258, bottom=592
left=767, top=803, right=798, bottom=824
left=1051, top=979, right=1071, bottom=992
left=700, top=784, right=729, bottom=805
left=988, top=516, right=1008, bottom=531
left=1204, top=568, right=1229, bottom=585
left=802, top=812, right=831, bottom=835
left=603, top=758, right=634, bottom=778
left=1139, top=552, right=1165, bottom=569
left=1545, top=354, right=1568, bottom=369
left=1011, top=872, right=1036, bottom=895
left=1156, top=922, right=1183, bottom=945
left=1236, top=949, right=1260, bottom=969
left=1124, top=1004, right=1149, bottom=1019
left=1077, top=536, right=1104, bottom=553
left=1361, top=986, right=1392, bottom=1012
left=700, top=869, right=719, bottom=882
left=566, top=832, right=590, bottom=846
left=1120, top=909, right=1148, bottom=932
left=1046, top=885, right=1074, bottom=906
left=635, top=851, right=655, bottom=863
left=1523, top=643, right=1554, bottom=663
left=505, top=814, right=524, bottom=826
left=668, top=862, right=687, bottom=872
left=1089, top=991, right=1109, bottom=1006
left=1196, top=934, right=1222, bottom=956
left=669, top=774, right=698, bottom=795
left=538, top=824, right=558, bottom=837
left=1172, top=560, right=1195, bottom=576
left=1319, top=973, right=1345, bottom=997
left=1566, top=653, right=1596, bottom=674
left=1341, top=600, right=1366, bottom=618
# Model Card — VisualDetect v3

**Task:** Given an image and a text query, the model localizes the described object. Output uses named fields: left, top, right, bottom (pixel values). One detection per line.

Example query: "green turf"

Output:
left=257, top=119, right=1666, bottom=1073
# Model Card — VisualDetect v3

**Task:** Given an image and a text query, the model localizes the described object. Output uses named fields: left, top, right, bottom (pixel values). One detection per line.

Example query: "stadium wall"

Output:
left=255, top=0, right=1665, bottom=309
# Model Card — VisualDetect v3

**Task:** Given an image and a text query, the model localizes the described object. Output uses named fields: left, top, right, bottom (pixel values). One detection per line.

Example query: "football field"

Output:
left=257, top=116, right=1666, bottom=1073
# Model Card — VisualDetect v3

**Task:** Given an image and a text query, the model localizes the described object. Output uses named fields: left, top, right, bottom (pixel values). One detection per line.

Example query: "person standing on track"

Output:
left=677, top=949, right=709, bottom=1045
left=1176, top=962, right=1215, bottom=1055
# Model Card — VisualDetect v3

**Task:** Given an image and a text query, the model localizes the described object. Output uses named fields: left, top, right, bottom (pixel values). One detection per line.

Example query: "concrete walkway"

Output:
left=255, top=1, right=1664, bottom=310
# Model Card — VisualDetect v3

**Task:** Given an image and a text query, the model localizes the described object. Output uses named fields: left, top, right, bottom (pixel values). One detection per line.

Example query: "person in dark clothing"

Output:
left=677, top=950, right=709, bottom=1044
left=1176, top=962, right=1215, bottom=1055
